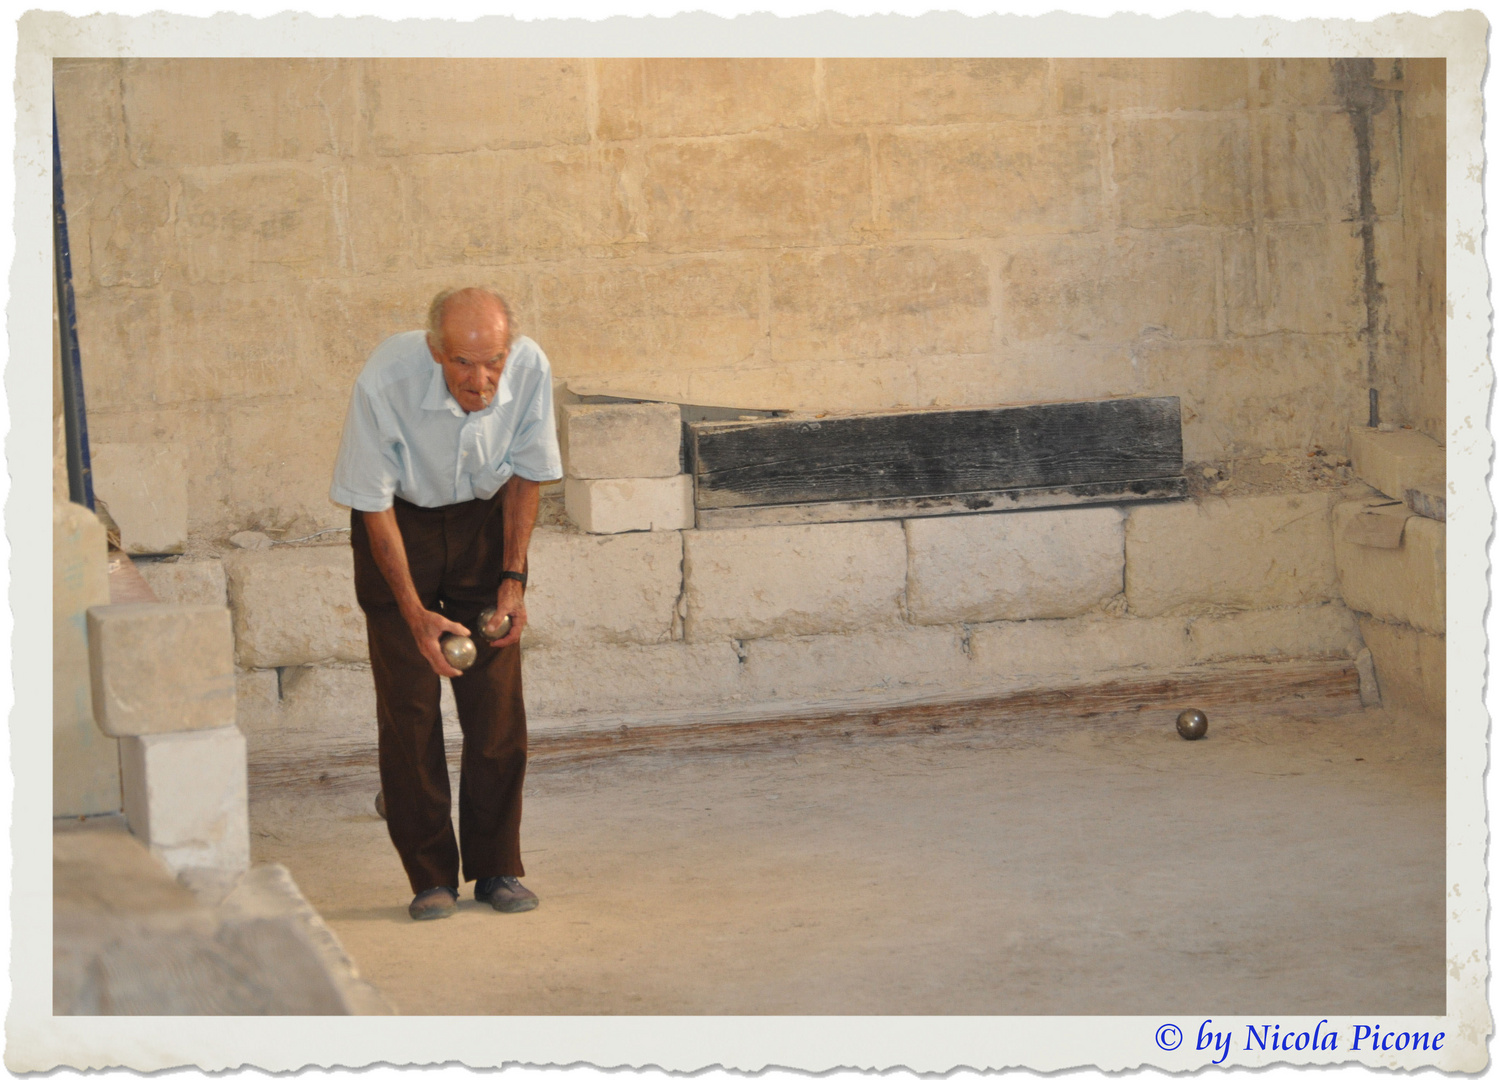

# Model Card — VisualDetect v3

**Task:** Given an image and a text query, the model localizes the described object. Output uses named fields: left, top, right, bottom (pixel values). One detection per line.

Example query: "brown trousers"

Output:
left=351, top=493, right=527, bottom=895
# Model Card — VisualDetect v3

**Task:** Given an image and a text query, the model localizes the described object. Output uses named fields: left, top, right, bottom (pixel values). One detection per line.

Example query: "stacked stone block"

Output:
left=561, top=403, right=693, bottom=534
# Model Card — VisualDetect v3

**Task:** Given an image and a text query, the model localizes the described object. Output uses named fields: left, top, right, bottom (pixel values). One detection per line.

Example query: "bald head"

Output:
left=425, top=287, right=514, bottom=413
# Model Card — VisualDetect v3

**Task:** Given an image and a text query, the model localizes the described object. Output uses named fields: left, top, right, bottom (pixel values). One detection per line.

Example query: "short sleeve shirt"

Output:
left=329, top=331, right=563, bottom=513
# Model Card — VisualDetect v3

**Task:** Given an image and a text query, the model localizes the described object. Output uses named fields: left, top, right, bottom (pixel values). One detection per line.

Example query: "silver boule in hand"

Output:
left=1175, top=708, right=1208, bottom=740
left=478, top=606, right=512, bottom=641
left=440, top=632, right=477, bottom=672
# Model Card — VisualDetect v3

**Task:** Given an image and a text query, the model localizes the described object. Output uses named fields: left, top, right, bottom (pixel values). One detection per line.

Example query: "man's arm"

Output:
left=363, top=507, right=469, bottom=677
left=485, top=475, right=541, bottom=648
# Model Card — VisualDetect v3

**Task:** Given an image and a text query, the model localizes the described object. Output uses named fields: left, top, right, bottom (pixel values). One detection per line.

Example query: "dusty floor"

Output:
left=250, top=703, right=1444, bottom=1016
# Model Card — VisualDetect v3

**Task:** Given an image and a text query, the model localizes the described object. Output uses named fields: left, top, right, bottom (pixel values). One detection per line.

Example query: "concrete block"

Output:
left=596, top=59, right=817, bottom=139
left=1187, top=603, right=1362, bottom=664
left=643, top=131, right=871, bottom=250
left=1053, top=58, right=1249, bottom=112
left=137, top=558, right=228, bottom=607
left=906, top=508, right=1124, bottom=624
left=54, top=500, right=120, bottom=817
left=683, top=521, right=906, bottom=642
left=741, top=626, right=969, bottom=704
left=1113, top=117, right=1251, bottom=227
left=91, top=443, right=188, bottom=555
left=526, top=529, right=682, bottom=647
left=824, top=59, right=1047, bottom=124
left=225, top=547, right=367, bottom=667
left=1358, top=616, right=1444, bottom=717
left=235, top=670, right=281, bottom=735
left=88, top=603, right=237, bottom=736
left=1333, top=498, right=1444, bottom=635
left=968, top=616, right=1193, bottom=684
left=565, top=476, right=694, bottom=533
left=561, top=403, right=683, bottom=480
left=880, top=123, right=1101, bottom=236
left=1348, top=426, right=1444, bottom=503
left=120, top=725, right=250, bottom=876
left=1125, top=492, right=1338, bottom=617
left=523, top=642, right=743, bottom=721
left=278, top=666, right=377, bottom=741
left=768, top=246, right=989, bottom=363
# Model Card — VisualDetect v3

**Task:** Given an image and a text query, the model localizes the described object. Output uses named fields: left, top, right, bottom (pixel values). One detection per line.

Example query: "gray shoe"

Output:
left=475, top=875, right=538, bottom=913
left=409, top=885, right=458, bottom=921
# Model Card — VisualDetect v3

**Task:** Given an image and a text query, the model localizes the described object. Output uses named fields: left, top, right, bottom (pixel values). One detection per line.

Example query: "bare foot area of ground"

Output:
left=250, top=704, right=1443, bottom=1016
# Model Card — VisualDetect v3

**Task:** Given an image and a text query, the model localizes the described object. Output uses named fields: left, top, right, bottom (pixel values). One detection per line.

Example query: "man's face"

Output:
left=430, top=307, right=509, bottom=413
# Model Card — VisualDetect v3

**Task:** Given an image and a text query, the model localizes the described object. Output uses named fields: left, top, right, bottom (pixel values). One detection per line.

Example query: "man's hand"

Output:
left=409, top=607, right=473, bottom=678
left=363, top=506, right=472, bottom=677
left=485, top=579, right=526, bottom=649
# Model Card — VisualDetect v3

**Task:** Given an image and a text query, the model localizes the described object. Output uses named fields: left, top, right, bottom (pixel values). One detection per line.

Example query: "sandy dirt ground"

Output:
left=250, top=703, right=1444, bottom=1016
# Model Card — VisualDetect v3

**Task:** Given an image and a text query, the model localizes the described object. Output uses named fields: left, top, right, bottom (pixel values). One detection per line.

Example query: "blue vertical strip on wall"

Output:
left=54, top=95, right=95, bottom=510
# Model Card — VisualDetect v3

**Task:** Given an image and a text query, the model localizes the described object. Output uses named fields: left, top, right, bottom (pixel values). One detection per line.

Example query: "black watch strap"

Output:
left=500, top=570, right=528, bottom=587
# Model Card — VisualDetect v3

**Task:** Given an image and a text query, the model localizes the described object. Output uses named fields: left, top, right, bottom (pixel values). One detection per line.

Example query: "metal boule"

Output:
left=374, top=789, right=386, bottom=820
left=477, top=606, right=512, bottom=641
left=1175, top=708, right=1209, bottom=740
left=441, top=632, right=477, bottom=671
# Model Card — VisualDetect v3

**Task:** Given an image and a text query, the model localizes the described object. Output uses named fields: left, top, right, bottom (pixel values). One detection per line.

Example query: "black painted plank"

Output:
left=689, top=398, right=1183, bottom=510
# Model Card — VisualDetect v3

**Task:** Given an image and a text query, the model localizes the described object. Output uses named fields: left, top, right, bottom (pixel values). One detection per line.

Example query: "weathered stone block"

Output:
left=1348, top=426, right=1444, bottom=503
left=1125, top=492, right=1338, bottom=617
left=278, top=666, right=377, bottom=741
left=968, top=616, right=1193, bottom=683
left=120, top=725, right=250, bottom=876
left=596, top=59, right=817, bottom=139
left=91, top=443, right=188, bottom=555
left=1000, top=232, right=1218, bottom=343
left=684, top=357, right=922, bottom=415
left=880, top=123, right=1101, bottom=236
left=565, top=476, right=694, bottom=534
left=1113, top=117, right=1251, bottom=227
left=524, top=642, right=743, bottom=721
left=54, top=500, right=119, bottom=818
left=225, top=547, right=367, bottom=668
left=137, top=558, right=228, bottom=607
left=86, top=172, right=175, bottom=289
left=741, top=626, right=970, bottom=703
left=1225, top=225, right=1365, bottom=336
left=225, top=396, right=350, bottom=537
left=643, top=132, right=871, bottom=250
left=235, top=670, right=281, bottom=735
left=1333, top=499, right=1444, bottom=635
left=1358, top=616, right=1444, bottom=717
left=1254, top=110, right=1359, bottom=222
left=122, top=59, right=356, bottom=165
left=1187, top=603, right=1362, bottom=663
left=525, top=529, right=682, bottom=647
left=176, top=166, right=340, bottom=284
left=88, top=603, right=237, bottom=736
left=364, top=59, right=589, bottom=155
left=906, top=508, right=1124, bottom=625
left=537, top=256, right=763, bottom=375
left=824, top=59, right=1047, bottom=124
left=768, top=246, right=990, bottom=363
left=914, top=349, right=1139, bottom=412
left=561, top=403, right=683, bottom=480
left=54, top=59, right=127, bottom=176
left=1053, top=58, right=1249, bottom=112
left=683, top=522, right=906, bottom=642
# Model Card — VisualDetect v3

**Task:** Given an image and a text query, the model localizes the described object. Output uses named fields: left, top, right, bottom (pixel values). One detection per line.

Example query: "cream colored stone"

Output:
left=1187, top=603, right=1362, bottom=663
left=1260, top=59, right=1340, bottom=107
left=1255, top=111, right=1360, bottom=222
left=1125, top=492, right=1338, bottom=617
left=86, top=172, right=174, bottom=289
left=364, top=59, right=588, bottom=155
left=914, top=348, right=1141, bottom=411
left=1113, top=117, right=1251, bottom=227
left=643, top=132, right=871, bottom=250
left=768, top=246, right=990, bottom=363
left=525, top=529, right=682, bottom=647
left=136, top=558, right=228, bottom=608
left=1357, top=616, right=1444, bottom=717
left=1225, top=225, right=1366, bottom=336
left=967, top=615, right=1194, bottom=683
left=235, top=670, right=281, bottom=735
left=561, top=402, right=683, bottom=479
left=741, top=626, right=970, bottom=704
left=54, top=501, right=120, bottom=817
left=1053, top=58, right=1250, bottom=112
left=278, top=666, right=377, bottom=741
left=225, top=547, right=367, bottom=668
left=1333, top=499, right=1444, bottom=635
left=1000, top=232, right=1217, bottom=343
left=824, top=59, right=1047, bottom=124
left=683, top=522, right=906, bottom=643
left=88, top=604, right=237, bottom=736
left=123, top=59, right=356, bottom=165
left=1348, top=426, right=1445, bottom=503
left=524, top=642, right=743, bottom=720
left=685, top=357, right=922, bottom=414
left=176, top=167, right=340, bottom=284
left=119, top=725, right=250, bottom=876
left=225, top=397, right=349, bottom=536
left=905, top=508, right=1124, bottom=625
left=880, top=123, right=1101, bottom=236
left=538, top=257, right=762, bottom=375
left=91, top=443, right=188, bottom=555
left=54, top=59, right=127, bottom=176
left=85, top=404, right=232, bottom=540
left=565, top=476, right=694, bottom=534
left=596, top=59, right=817, bottom=139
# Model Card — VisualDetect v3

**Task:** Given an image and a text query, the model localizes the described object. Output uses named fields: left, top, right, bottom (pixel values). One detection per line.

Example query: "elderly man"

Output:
left=330, top=287, right=562, bottom=921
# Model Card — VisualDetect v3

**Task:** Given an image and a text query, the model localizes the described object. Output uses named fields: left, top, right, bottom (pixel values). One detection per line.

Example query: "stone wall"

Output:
left=52, top=58, right=1444, bottom=542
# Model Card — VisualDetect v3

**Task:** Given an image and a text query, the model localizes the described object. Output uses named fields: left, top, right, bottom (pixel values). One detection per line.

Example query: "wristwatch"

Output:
left=499, top=570, right=528, bottom=588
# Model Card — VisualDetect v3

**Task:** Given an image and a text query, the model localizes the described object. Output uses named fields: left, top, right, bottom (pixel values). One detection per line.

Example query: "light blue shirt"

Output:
left=330, top=330, right=563, bottom=513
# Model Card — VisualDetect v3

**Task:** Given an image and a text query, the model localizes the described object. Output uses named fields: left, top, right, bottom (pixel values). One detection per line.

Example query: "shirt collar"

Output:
left=420, top=355, right=514, bottom=417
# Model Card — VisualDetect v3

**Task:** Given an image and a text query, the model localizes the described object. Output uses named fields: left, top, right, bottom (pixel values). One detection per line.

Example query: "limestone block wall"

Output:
left=52, top=58, right=1443, bottom=543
